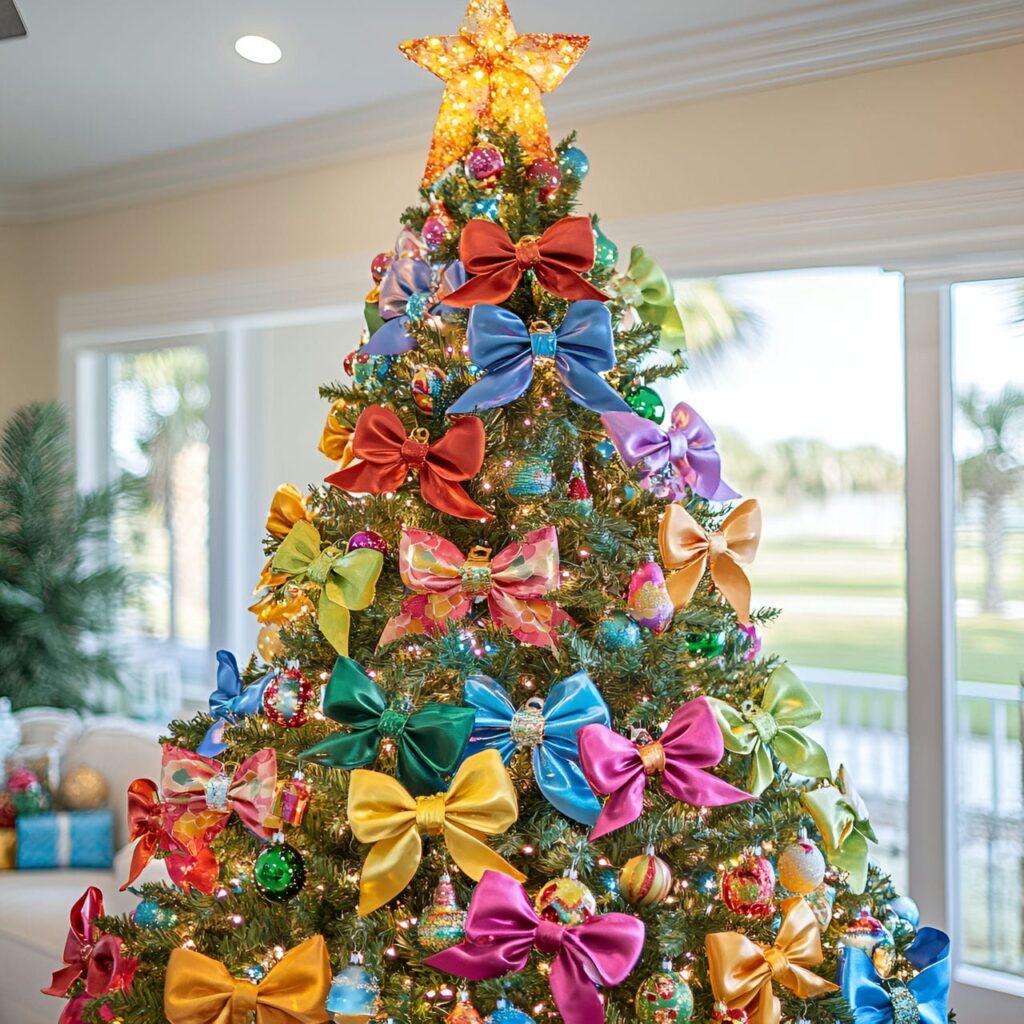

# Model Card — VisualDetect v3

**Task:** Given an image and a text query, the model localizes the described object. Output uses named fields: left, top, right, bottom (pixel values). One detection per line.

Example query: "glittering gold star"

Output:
left=400, top=0, right=589, bottom=187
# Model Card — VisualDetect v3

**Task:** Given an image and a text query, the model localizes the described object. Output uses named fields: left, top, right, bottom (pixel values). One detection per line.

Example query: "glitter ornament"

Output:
left=526, top=158, right=561, bottom=192
left=59, top=766, right=108, bottom=810
left=593, top=438, right=616, bottom=464
left=348, top=530, right=388, bottom=557
left=624, top=384, right=666, bottom=424
left=256, top=623, right=285, bottom=662
left=507, top=455, right=554, bottom=497
left=805, top=882, right=835, bottom=931
left=262, top=666, right=315, bottom=728
left=720, top=850, right=776, bottom=918
left=627, top=560, right=674, bottom=633
left=354, top=351, right=392, bottom=386
left=777, top=831, right=826, bottom=895
left=465, top=145, right=505, bottom=186
left=620, top=846, right=673, bottom=907
left=534, top=870, right=597, bottom=926
left=634, top=960, right=694, bottom=1023
left=254, top=834, right=306, bottom=902
left=326, top=952, right=380, bottom=1024
left=418, top=873, right=468, bottom=952
left=276, top=771, right=313, bottom=828
left=370, top=252, right=394, bottom=283
left=559, top=146, right=590, bottom=181
left=486, top=999, right=535, bottom=1024
left=468, top=196, right=501, bottom=221
left=447, top=992, right=486, bottom=1024
left=133, top=899, right=177, bottom=930
left=841, top=908, right=896, bottom=978
left=887, top=894, right=921, bottom=929
left=595, top=611, right=642, bottom=651
left=566, top=460, right=592, bottom=509
left=592, top=222, right=619, bottom=269
left=684, top=630, right=727, bottom=658
left=711, top=1005, right=749, bottom=1023
left=410, top=364, right=447, bottom=414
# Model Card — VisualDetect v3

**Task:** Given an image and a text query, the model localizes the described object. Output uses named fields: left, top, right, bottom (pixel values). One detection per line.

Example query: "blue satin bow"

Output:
left=197, top=650, right=277, bottom=757
left=446, top=301, right=630, bottom=415
left=461, top=672, right=610, bottom=825
left=838, top=927, right=950, bottom=1024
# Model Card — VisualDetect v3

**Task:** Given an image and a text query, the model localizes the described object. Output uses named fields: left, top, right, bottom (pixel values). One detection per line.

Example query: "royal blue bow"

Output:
left=197, top=651, right=276, bottom=757
left=461, top=672, right=610, bottom=825
left=838, top=927, right=950, bottom=1024
left=446, top=301, right=630, bottom=415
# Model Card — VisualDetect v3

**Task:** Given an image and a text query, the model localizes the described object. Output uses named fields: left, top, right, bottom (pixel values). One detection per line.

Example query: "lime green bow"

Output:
left=803, top=764, right=877, bottom=894
left=707, top=664, right=831, bottom=797
left=271, top=520, right=383, bottom=657
left=617, top=246, right=685, bottom=345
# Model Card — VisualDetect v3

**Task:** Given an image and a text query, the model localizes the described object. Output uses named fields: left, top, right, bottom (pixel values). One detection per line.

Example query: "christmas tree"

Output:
left=45, top=3, right=950, bottom=1024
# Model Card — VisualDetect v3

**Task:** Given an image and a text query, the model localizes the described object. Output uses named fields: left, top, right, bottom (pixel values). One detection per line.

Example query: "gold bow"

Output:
left=164, top=935, right=331, bottom=1024
left=348, top=748, right=525, bottom=916
left=658, top=499, right=761, bottom=625
left=265, top=484, right=312, bottom=541
left=706, top=898, right=839, bottom=1024
left=318, top=399, right=355, bottom=469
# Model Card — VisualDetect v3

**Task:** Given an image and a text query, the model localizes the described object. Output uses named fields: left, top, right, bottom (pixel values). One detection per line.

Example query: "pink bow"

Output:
left=378, top=527, right=573, bottom=649
left=42, top=887, right=137, bottom=999
left=426, top=871, right=644, bottom=1024
left=578, top=696, right=752, bottom=840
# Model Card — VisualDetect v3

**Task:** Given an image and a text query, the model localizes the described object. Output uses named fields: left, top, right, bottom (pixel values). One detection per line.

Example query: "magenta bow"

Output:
left=426, top=870, right=645, bottom=1024
left=42, top=887, right=138, bottom=999
left=578, top=696, right=752, bottom=840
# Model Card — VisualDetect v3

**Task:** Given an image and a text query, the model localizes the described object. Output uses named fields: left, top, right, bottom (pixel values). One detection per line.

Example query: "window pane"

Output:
left=671, top=268, right=907, bottom=887
left=952, top=278, right=1024, bottom=977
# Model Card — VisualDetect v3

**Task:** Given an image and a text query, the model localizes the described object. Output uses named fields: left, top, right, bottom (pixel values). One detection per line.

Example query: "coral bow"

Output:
left=706, top=898, right=839, bottom=1024
left=379, top=526, right=572, bottom=649
left=164, top=935, right=331, bottom=1024
left=578, top=696, right=752, bottom=840
left=326, top=404, right=492, bottom=521
left=443, top=217, right=608, bottom=307
left=658, top=499, right=762, bottom=624
left=426, top=870, right=645, bottom=1024
left=42, top=887, right=137, bottom=999
left=347, top=749, right=524, bottom=916
left=198, top=650, right=277, bottom=758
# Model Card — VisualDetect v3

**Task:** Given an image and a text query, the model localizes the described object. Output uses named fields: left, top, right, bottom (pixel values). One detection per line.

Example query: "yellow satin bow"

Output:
left=348, top=748, right=525, bottom=917
left=265, top=484, right=312, bottom=541
left=164, top=935, right=331, bottom=1024
left=706, top=898, right=839, bottom=1024
left=318, top=399, right=355, bottom=469
left=658, top=499, right=762, bottom=625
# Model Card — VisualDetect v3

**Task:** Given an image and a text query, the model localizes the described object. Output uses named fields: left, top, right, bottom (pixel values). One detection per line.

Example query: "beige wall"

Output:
left=2, top=42, right=1024, bottom=423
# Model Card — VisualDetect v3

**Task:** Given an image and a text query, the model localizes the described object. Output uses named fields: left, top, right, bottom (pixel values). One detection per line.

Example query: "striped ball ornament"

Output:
left=619, top=845, right=673, bottom=907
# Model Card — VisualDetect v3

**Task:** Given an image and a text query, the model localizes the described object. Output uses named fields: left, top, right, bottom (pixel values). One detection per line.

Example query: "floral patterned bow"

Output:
left=803, top=765, right=877, bottom=894
left=379, top=526, right=573, bottom=649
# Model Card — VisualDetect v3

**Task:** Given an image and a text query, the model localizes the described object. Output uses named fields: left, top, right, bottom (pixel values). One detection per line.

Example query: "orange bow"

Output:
left=658, top=499, right=761, bottom=625
left=706, top=898, right=839, bottom=1024
left=264, top=484, right=311, bottom=541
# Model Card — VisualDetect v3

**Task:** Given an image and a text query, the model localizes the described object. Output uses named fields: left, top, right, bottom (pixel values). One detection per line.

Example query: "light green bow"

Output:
left=271, top=520, right=383, bottom=657
left=707, top=664, right=831, bottom=797
left=803, top=764, right=877, bottom=895
left=617, top=246, right=686, bottom=345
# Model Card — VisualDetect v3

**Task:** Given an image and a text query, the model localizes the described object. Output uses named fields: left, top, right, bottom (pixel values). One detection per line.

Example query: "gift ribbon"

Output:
left=347, top=748, right=524, bottom=916
left=803, top=764, right=877, bottom=894
left=658, top=499, right=762, bottom=624
left=164, top=935, right=331, bottom=1024
left=265, top=484, right=311, bottom=541
left=198, top=650, right=277, bottom=758
left=325, top=404, right=493, bottom=522
left=443, top=217, right=608, bottom=307
left=426, top=869, right=645, bottom=1024
left=578, top=696, right=752, bottom=839
left=616, top=246, right=686, bottom=344
left=462, top=671, right=610, bottom=825
left=300, top=655, right=475, bottom=796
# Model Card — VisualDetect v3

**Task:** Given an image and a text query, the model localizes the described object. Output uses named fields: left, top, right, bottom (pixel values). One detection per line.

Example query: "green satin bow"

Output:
left=618, top=246, right=686, bottom=344
left=707, top=664, right=831, bottom=797
left=271, top=520, right=383, bottom=657
left=803, top=764, right=877, bottom=895
left=300, top=656, right=476, bottom=796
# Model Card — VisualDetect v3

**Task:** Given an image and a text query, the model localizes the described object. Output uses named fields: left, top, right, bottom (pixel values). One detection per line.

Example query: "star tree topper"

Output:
left=400, top=0, right=589, bottom=187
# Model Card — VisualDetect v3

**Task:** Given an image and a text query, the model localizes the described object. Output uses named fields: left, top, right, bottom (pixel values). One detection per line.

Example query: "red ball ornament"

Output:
left=343, top=349, right=357, bottom=377
left=262, top=667, right=316, bottom=729
left=527, top=159, right=561, bottom=192
left=370, top=251, right=394, bottom=283
left=721, top=849, right=776, bottom=918
left=465, top=145, right=505, bottom=186
left=347, top=530, right=388, bottom=556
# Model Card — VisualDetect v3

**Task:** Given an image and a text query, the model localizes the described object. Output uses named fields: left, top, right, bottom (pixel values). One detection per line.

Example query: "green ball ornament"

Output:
left=254, top=835, right=306, bottom=902
left=624, top=385, right=666, bottom=424
left=684, top=630, right=727, bottom=658
left=592, top=222, right=619, bottom=269
left=634, top=961, right=694, bottom=1023
left=595, top=612, right=642, bottom=651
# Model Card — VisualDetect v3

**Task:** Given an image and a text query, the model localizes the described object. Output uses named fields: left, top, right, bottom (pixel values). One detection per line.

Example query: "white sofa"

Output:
left=1, top=711, right=166, bottom=1024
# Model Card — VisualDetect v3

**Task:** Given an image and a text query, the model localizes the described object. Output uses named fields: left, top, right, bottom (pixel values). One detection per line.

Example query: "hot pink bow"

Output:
left=42, top=887, right=137, bottom=999
left=578, top=696, right=753, bottom=840
left=378, top=527, right=573, bottom=649
left=426, top=870, right=644, bottom=1024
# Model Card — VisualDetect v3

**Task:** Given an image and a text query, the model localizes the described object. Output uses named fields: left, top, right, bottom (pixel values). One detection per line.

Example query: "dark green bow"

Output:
left=300, top=657, right=476, bottom=796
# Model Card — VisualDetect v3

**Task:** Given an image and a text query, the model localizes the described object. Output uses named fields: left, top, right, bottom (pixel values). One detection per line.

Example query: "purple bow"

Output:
left=426, top=870, right=645, bottom=1024
left=602, top=400, right=738, bottom=501
left=578, top=696, right=752, bottom=840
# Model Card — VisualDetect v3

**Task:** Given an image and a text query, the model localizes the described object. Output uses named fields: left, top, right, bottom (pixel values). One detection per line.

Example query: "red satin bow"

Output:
left=443, top=216, right=609, bottom=307
left=43, top=887, right=137, bottom=999
left=379, top=526, right=573, bottom=649
left=326, top=405, right=493, bottom=521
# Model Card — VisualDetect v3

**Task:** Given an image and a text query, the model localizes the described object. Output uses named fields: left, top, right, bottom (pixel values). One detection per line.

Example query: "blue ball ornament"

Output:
left=468, top=196, right=501, bottom=221
left=559, top=146, right=590, bottom=181
left=595, top=612, right=641, bottom=651
left=244, top=965, right=267, bottom=983
left=134, top=899, right=177, bottom=930
left=593, top=439, right=616, bottom=464
left=486, top=999, right=536, bottom=1024
left=887, top=894, right=920, bottom=929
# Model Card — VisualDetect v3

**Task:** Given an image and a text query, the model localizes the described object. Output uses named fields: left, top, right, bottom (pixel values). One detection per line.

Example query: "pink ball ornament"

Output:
left=627, top=561, right=674, bottom=633
left=347, top=531, right=388, bottom=557
left=422, top=216, right=451, bottom=252
left=465, top=145, right=505, bottom=186
left=527, top=159, right=561, bottom=191
left=369, top=251, right=394, bottom=283
left=721, top=850, right=776, bottom=918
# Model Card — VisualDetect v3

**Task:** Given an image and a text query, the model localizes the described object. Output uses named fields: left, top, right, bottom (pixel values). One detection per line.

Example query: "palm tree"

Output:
left=673, top=279, right=763, bottom=380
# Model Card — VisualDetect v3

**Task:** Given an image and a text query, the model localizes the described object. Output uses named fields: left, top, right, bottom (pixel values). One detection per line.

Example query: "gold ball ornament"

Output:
left=619, top=846, right=674, bottom=907
left=533, top=871, right=597, bottom=925
left=59, top=766, right=108, bottom=810
left=257, top=623, right=285, bottom=662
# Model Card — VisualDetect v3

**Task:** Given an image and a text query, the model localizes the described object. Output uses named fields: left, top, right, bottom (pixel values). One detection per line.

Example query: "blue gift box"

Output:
left=16, top=810, right=113, bottom=870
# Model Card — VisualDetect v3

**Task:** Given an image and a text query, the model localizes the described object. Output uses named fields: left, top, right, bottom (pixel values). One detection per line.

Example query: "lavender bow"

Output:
left=602, top=400, right=738, bottom=501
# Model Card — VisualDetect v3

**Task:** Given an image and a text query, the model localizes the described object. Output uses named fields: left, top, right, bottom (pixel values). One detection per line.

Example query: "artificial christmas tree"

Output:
left=44, top=3, right=950, bottom=1023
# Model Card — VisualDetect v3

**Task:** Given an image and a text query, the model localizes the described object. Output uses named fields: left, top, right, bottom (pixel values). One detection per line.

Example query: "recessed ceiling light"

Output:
left=235, top=35, right=282, bottom=65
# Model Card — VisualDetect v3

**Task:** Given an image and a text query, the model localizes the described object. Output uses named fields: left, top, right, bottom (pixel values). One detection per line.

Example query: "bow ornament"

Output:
left=318, top=398, right=355, bottom=470
left=706, top=897, right=839, bottom=1024
left=707, top=665, right=831, bottom=797
left=614, top=246, right=685, bottom=344
left=578, top=696, right=753, bottom=839
left=462, top=672, right=610, bottom=826
left=658, top=499, right=762, bottom=624
left=271, top=520, right=384, bottom=656
left=347, top=748, right=524, bottom=916
left=379, top=527, right=572, bottom=649
left=265, top=484, right=312, bottom=541
left=325, top=405, right=493, bottom=522
left=426, top=869, right=645, bottom=1024
left=164, top=935, right=331, bottom=1024
left=444, top=217, right=608, bottom=307
left=300, top=656, right=475, bottom=796
left=198, top=650, right=277, bottom=758
left=803, top=764, right=877, bottom=894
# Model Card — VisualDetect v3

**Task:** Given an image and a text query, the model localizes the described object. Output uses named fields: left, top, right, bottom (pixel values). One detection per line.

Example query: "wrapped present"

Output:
left=0, top=828, right=15, bottom=870
left=16, top=810, right=113, bottom=870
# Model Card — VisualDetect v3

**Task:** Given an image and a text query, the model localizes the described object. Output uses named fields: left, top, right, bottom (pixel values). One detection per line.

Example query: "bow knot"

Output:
left=415, top=793, right=446, bottom=835
left=516, top=237, right=542, bottom=269
left=460, top=545, right=493, bottom=595
left=744, top=705, right=780, bottom=744
left=529, top=322, right=557, bottom=361
left=889, top=986, right=921, bottom=1022
left=637, top=739, right=666, bottom=775
left=534, top=919, right=565, bottom=955
left=376, top=707, right=410, bottom=741
left=305, top=546, right=340, bottom=584
left=709, top=531, right=728, bottom=557
left=400, top=427, right=431, bottom=467
left=762, top=946, right=789, bottom=979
